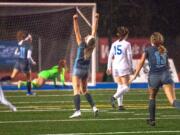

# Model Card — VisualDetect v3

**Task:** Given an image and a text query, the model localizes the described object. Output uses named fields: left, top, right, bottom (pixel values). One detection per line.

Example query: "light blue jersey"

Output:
left=17, top=41, right=32, bottom=59
left=144, top=45, right=173, bottom=89
left=73, top=42, right=91, bottom=78
left=144, top=46, right=169, bottom=74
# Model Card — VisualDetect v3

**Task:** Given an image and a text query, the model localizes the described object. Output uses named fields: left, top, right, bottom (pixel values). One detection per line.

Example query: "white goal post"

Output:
left=0, top=2, right=97, bottom=86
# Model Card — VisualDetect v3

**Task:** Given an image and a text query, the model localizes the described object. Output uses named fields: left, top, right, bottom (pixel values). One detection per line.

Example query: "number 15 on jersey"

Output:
left=114, top=45, right=122, bottom=55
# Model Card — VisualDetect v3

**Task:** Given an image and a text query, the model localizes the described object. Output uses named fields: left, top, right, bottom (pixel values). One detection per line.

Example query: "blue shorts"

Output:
left=14, top=59, right=31, bottom=73
left=73, top=68, right=89, bottom=79
left=148, top=70, right=174, bottom=90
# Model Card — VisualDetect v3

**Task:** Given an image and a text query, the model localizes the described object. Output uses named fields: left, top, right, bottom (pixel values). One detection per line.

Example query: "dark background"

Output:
left=1, top=0, right=180, bottom=73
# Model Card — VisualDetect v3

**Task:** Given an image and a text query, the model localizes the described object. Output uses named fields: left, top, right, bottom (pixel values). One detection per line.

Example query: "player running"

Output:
left=0, top=31, right=36, bottom=95
left=129, top=32, right=180, bottom=126
left=69, top=13, right=99, bottom=118
left=18, top=59, right=67, bottom=88
left=107, top=26, right=133, bottom=110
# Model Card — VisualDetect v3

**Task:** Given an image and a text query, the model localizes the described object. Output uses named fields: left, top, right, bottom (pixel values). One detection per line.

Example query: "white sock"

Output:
left=114, top=85, right=129, bottom=99
left=117, top=95, right=123, bottom=106
left=0, top=86, right=15, bottom=110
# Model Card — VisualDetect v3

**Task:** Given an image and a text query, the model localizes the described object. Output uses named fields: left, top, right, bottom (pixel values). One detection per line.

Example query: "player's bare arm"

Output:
left=73, top=14, right=82, bottom=45
left=91, top=13, right=99, bottom=37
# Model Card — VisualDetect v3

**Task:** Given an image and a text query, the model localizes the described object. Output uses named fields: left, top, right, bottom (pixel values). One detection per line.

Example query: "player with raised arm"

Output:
left=18, top=59, right=67, bottom=88
left=0, top=31, right=36, bottom=95
left=69, top=13, right=99, bottom=118
left=129, top=32, right=180, bottom=126
left=106, top=26, right=133, bottom=110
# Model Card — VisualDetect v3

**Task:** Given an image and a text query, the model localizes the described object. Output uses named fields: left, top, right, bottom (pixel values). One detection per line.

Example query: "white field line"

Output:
left=5, top=91, right=180, bottom=98
left=0, top=117, right=180, bottom=124
left=41, top=130, right=180, bottom=135
left=11, top=99, right=167, bottom=104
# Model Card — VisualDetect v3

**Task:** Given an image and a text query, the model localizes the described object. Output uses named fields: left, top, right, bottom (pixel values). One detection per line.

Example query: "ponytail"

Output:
left=158, top=45, right=167, bottom=54
left=150, top=32, right=166, bottom=54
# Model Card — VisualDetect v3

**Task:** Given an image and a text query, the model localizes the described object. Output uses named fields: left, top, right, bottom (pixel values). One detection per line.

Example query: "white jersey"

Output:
left=107, top=39, right=133, bottom=76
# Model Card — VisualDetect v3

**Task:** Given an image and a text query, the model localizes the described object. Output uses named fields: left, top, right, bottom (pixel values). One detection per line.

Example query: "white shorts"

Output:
left=112, top=68, right=132, bottom=77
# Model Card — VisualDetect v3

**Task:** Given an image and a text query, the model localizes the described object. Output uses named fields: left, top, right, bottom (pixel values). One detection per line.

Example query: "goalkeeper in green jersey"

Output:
left=18, top=59, right=67, bottom=88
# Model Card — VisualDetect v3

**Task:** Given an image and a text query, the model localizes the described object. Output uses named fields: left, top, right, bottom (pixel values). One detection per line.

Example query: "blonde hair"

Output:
left=150, top=32, right=166, bottom=54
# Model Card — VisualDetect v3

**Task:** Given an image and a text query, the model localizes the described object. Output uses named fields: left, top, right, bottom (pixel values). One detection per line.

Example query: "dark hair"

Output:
left=116, top=26, right=129, bottom=40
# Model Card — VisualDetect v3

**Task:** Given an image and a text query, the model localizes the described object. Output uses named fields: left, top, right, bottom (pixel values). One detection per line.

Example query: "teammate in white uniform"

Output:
left=0, top=84, right=17, bottom=112
left=107, top=26, right=133, bottom=110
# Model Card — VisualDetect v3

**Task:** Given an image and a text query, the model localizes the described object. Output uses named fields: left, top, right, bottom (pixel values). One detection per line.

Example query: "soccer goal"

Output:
left=0, top=3, right=97, bottom=86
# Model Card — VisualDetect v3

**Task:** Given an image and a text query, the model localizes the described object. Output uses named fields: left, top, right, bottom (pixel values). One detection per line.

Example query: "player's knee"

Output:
left=121, top=85, right=129, bottom=92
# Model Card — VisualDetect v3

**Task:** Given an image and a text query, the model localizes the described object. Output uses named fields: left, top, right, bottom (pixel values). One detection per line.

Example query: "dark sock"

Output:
left=27, top=81, right=32, bottom=93
left=149, top=99, right=156, bottom=121
left=84, top=93, right=95, bottom=107
left=0, top=76, right=12, bottom=81
left=173, top=100, right=180, bottom=109
left=74, top=95, right=80, bottom=111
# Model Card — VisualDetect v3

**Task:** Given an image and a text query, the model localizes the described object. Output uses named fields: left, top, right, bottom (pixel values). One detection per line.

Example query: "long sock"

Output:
left=0, top=76, right=12, bottom=81
left=117, top=95, right=123, bottom=106
left=114, top=85, right=129, bottom=99
left=0, top=86, right=15, bottom=109
left=74, top=94, right=80, bottom=111
left=84, top=93, right=95, bottom=107
left=173, top=100, right=180, bottom=109
left=27, top=81, right=32, bottom=93
left=149, top=99, right=156, bottom=121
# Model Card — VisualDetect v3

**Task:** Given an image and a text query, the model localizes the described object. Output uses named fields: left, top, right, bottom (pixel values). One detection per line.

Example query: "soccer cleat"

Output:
left=118, top=106, right=125, bottom=111
left=26, top=92, right=36, bottom=96
left=93, top=106, right=99, bottom=117
left=110, top=96, right=116, bottom=109
left=69, top=110, right=81, bottom=118
left=173, top=100, right=180, bottom=109
left=147, top=119, right=156, bottom=126
left=10, top=105, right=17, bottom=112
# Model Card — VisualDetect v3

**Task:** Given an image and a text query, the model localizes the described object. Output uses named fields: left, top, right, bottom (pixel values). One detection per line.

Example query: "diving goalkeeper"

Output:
left=18, top=59, right=67, bottom=88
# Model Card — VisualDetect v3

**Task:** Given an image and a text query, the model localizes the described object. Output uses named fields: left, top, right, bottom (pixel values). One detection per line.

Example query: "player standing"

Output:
left=106, top=26, right=133, bottom=110
left=129, top=32, right=180, bottom=126
left=0, top=31, right=36, bottom=95
left=69, top=13, right=99, bottom=118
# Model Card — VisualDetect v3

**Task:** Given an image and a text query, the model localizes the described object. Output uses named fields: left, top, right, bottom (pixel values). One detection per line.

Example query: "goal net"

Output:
left=0, top=3, right=97, bottom=85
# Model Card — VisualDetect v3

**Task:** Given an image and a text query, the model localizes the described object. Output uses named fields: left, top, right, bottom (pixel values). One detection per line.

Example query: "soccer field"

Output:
left=0, top=89, right=180, bottom=135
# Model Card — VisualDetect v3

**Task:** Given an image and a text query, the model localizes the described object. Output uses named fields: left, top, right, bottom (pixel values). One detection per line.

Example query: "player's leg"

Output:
left=69, top=76, right=81, bottom=118
left=163, top=84, right=180, bottom=109
left=0, top=68, right=18, bottom=82
left=111, top=76, right=130, bottom=108
left=117, top=95, right=125, bottom=111
left=36, top=77, right=46, bottom=88
left=26, top=71, right=36, bottom=95
left=60, top=72, right=65, bottom=86
left=0, top=85, right=17, bottom=112
left=162, top=71, right=180, bottom=109
left=17, top=80, right=27, bottom=89
left=147, top=88, right=158, bottom=126
left=80, top=79, right=98, bottom=116
left=147, top=74, right=161, bottom=126
left=18, top=79, right=38, bottom=89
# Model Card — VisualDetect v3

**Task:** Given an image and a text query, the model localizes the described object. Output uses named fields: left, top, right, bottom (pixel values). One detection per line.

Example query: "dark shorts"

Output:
left=14, top=59, right=31, bottom=73
left=73, top=68, right=89, bottom=79
left=148, top=70, right=174, bottom=90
